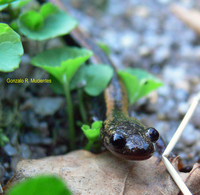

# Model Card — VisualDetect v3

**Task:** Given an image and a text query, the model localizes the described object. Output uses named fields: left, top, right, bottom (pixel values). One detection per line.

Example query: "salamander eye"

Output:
left=146, top=127, right=159, bottom=143
left=110, top=133, right=126, bottom=149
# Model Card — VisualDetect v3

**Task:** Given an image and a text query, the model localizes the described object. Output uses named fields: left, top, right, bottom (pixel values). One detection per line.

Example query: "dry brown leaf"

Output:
left=4, top=150, right=200, bottom=195
left=170, top=4, right=200, bottom=35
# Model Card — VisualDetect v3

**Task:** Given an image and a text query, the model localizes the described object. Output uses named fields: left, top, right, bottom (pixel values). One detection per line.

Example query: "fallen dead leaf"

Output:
left=170, top=4, right=200, bottom=36
left=3, top=150, right=200, bottom=195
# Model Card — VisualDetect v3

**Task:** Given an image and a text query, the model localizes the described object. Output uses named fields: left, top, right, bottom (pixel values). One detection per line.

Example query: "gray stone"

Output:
left=3, top=144, right=18, bottom=156
left=120, top=32, right=140, bottom=48
left=19, top=144, right=32, bottom=159
left=180, top=124, right=200, bottom=146
left=177, top=102, right=189, bottom=116
left=192, top=106, right=200, bottom=128
left=157, top=85, right=171, bottom=97
left=138, top=45, right=151, bottom=57
left=174, top=88, right=188, bottom=101
left=32, top=97, right=65, bottom=116
left=0, top=163, right=5, bottom=183
left=153, top=46, right=170, bottom=63
left=163, top=66, right=186, bottom=85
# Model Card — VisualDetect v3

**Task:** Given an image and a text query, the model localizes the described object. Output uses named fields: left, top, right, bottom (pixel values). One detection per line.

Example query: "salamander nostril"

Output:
left=110, top=133, right=126, bottom=149
left=146, top=127, right=159, bottom=143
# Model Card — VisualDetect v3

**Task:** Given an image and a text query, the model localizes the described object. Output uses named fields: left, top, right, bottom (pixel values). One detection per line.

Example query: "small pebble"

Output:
left=138, top=45, right=151, bottom=57
left=157, top=85, right=171, bottom=97
left=143, top=31, right=159, bottom=48
left=21, top=132, right=42, bottom=145
left=194, top=46, right=200, bottom=59
left=19, top=144, right=32, bottom=159
left=174, top=80, right=190, bottom=92
left=154, top=121, right=169, bottom=135
left=32, top=97, right=65, bottom=116
left=38, top=122, right=49, bottom=137
left=53, top=145, right=68, bottom=155
left=173, top=88, right=188, bottom=101
left=191, top=106, right=200, bottom=128
left=30, top=146, right=47, bottom=159
left=181, top=124, right=200, bottom=146
left=157, top=0, right=171, bottom=4
left=146, top=96, right=165, bottom=113
left=158, top=34, right=173, bottom=47
left=21, top=111, right=39, bottom=129
left=156, top=112, right=167, bottom=120
left=134, top=6, right=149, bottom=18
left=177, top=101, right=189, bottom=115
left=0, top=163, right=5, bottom=183
left=42, top=138, right=53, bottom=145
left=102, top=30, right=121, bottom=51
left=120, top=32, right=140, bottom=48
left=163, top=66, right=186, bottom=85
left=153, top=46, right=171, bottom=63
left=179, top=44, right=194, bottom=58
left=11, top=156, right=22, bottom=171
left=3, top=144, right=18, bottom=156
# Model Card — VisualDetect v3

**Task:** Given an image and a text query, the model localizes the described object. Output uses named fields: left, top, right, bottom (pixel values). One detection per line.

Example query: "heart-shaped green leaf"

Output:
left=31, top=47, right=93, bottom=84
left=118, top=68, right=163, bottom=104
left=0, top=23, right=24, bottom=72
left=17, top=3, right=78, bottom=40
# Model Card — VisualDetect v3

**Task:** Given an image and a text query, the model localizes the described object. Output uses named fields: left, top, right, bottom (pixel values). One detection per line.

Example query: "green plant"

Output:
left=81, top=121, right=103, bottom=150
left=118, top=68, right=163, bottom=104
left=0, top=23, right=24, bottom=72
left=7, top=175, right=72, bottom=195
left=0, top=128, right=9, bottom=146
left=31, top=47, right=93, bottom=150
left=0, top=0, right=17, bottom=6
left=17, top=3, right=78, bottom=40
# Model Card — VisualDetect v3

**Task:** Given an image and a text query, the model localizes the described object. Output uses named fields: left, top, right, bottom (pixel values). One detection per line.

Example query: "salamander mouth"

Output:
left=109, top=150, right=154, bottom=161
left=104, top=139, right=155, bottom=161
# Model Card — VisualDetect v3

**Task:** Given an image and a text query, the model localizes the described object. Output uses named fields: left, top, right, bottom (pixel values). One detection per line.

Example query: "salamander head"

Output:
left=100, top=118, right=159, bottom=161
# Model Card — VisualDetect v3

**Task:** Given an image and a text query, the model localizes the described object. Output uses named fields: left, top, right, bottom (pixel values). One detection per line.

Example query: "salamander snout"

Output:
left=105, top=127, right=160, bottom=161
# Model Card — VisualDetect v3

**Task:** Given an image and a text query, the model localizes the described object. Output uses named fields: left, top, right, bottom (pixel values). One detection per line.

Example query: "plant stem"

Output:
left=77, top=88, right=88, bottom=124
left=63, top=75, right=75, bottom=150
left=84, top=140, right=94, bottom=151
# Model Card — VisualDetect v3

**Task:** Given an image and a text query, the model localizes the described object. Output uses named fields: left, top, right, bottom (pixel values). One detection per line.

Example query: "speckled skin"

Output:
left=100, top=76, right=156, bottom=160
left=66, top=12, right=160, bottom=161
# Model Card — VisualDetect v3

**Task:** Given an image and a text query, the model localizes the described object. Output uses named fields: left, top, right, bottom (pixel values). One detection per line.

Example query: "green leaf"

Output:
left=70, top=64, right=114, bottom=96
left=70, top=65, right=87, bottom=90
left=10, top=0, right=32, bottom=9
left=7, top=175, right=72, bottom=195
left=0, top=128, right=9, bottom=147
left=84, top=64, right=114, bottom=96
left=10, top=20, right=19, bottom=32
left=19, top=10, right=44, bottom=31
left=118, top=68, right=163, bottom=104
left=81, top=121, right=102, bottom=142
left=0, top=3, right=8, bottom=10
left=0, top=23, right=24, bottom=72
left=97, top=41, right=111, bottom=55
left=0, top=0, right=17, bottom=5
left=118, top=71, right=139, bottom=104
left=49, top=74, right=64, bottom=95
left=40, top=2, right=58, bottom=18
left=31, top=47, right=93, bottom=83
left=17, top=2, right=78, bottom=40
